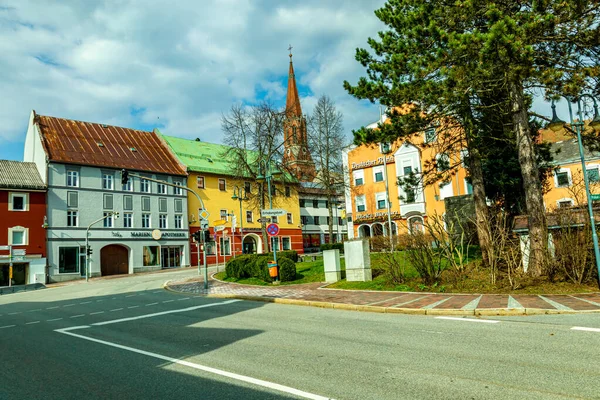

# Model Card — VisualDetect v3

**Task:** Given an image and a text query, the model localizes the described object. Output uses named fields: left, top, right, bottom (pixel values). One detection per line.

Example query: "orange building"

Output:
left=342, top=113, right=471, bottom=238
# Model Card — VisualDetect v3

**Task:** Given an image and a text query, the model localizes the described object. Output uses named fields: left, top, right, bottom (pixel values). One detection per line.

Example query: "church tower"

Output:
left=283, top=50, right=316, bottom=182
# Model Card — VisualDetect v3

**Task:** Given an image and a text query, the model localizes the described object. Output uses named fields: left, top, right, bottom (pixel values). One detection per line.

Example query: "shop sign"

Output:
left=355, top=211, right=401, bottom=221
left=131, top=232, right=187, bottom=238
left=351, top=155, right=394, bottom=170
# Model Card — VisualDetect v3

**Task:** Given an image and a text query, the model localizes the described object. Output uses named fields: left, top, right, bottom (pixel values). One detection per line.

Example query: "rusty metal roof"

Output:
left=35, top=114, right=186, bottom=176
left=0, top=160, right=45, bottom=190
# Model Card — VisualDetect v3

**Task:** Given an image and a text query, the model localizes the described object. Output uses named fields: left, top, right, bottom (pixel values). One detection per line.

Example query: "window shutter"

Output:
left=159, top=198, right=167, bottom=213
left=103, top=194, right=113, bottom=209
left=67, top=191, right=78, bottom=208
left=174, top=199, right=183, bottom=213
left=123, top=195, right=133, bottom=211
left=142, top=196, right=150, bottom=211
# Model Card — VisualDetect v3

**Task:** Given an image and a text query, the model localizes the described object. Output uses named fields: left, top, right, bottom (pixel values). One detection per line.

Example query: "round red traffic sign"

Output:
left=267, top=223, right=279, bottom=236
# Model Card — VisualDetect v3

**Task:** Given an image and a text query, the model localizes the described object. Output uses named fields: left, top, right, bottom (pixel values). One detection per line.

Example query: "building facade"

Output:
left=161, top=134, right=303, bottom=267
left=24, top=111, right=190, bottom=282
left=0, top=161, right=47, bottom=285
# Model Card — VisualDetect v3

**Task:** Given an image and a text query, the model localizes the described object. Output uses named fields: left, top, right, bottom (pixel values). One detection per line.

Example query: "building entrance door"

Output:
left=161, top=246, right=181, bottom=269
left=100, top=245, right=129, bottom=276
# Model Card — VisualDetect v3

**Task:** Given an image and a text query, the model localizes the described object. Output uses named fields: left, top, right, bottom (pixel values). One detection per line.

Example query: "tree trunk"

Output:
left=467, top=144, right=492, bottom=268
left=260, top=184, right=269, bottom=254
left=327, top=194, right=334, bottom=243
left=509, top=81, right=548, bottom=276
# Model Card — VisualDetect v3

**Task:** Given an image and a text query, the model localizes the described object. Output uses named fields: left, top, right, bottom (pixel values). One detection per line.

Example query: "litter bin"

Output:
left=268, top=261, right=278, bottom=278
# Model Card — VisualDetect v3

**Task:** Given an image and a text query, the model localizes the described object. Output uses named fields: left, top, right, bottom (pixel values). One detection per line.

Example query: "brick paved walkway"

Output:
left=166, top=276, right=600, bottom=315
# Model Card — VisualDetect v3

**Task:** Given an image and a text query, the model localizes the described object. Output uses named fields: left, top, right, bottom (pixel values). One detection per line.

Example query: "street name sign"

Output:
left=13, top=249, right=26, bottom=256
left=267, top=223, right=279, bottom=236
left=214, top=225, right=225, bottom=232
left=591, top=194, right=600, bottom=201
left=257, top=217, right=271, bottom=223
left=12, top=256, right=25, bottom=262
left=261, top=209, right=287, bottom=217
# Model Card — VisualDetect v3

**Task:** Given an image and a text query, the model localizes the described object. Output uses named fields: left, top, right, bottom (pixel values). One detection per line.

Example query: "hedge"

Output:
left=225, top=254, right=297, bottom=283
left=320, top=243, right=344, bottom=253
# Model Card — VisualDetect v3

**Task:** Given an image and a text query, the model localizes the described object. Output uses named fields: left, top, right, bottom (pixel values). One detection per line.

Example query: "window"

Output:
left=356, top=195, right=366, bottom=212
left=67, top=170, right=79, bottom=187
left=403, top=166, right=413, bottom=176
left=197, top=176, right=205, bottom=189
left=246, top=211, right=253, bottom=223
left=373, top=166, right=384, bottom=182
left=313, top=216, right=320, bottom=225
left=425, top=127, right=437, bottom=143
left=123, top=195, right=133, bottom=211
left=159, top=214, right=167, bottom=229
left=285, top=186, right=291, bottom=197
left=102, top=173, right=114, bottom=190
left=205, top=241, right=216, bottom=255
left=555, top=169, right=571, bottom=188
left=313, top=199, right=318, bottom=208
left=141, top=196, right=151, bottom=211
left=140, top=178, right=150, bottom=193
left=272, top=215, right=278, bottom=224
left=244, top=181, right=252, bottom=194
left=326, top=217, right=331, bottom=225
left=67, top=211, right=78, bottom=227
left=465, top=179, right=473, bottom=195
left=157, top=182, right=167, bottom=194
left=408, top=216, right=425, bottom=234
left=174, top=215, right=183, bottom=229
left=66, top=191, right=78, bottom=208
left=143, top=246, right=160, bottom=266
left=174, top=181, right=183, bottom=195
left=338, top=217, right=343, bottom=225
left=218, top=178, right=226, bottom=191
left=103, top=194, right=113, bottom=209
left=287, top=213, right=293, bottom=224
left=174, top=198, right=183, bottom=213
left=122, top=179, right=133, bottom=192
left=123, top=212, right=133, bottom=228
left=270, top=237, right=280, bottom=252
left=353, top=170, right=364, bottom=186
left=8, top=227, right=27, bottom=245
left=220, top=237, right=231, bottom=256
left=405, top=188, right=416, bottom=204
left=557, top=199, right=574, bottom=208
left=159, top=197, right=167, bottom=213
left=142, top=213, right=151, bottom=228
left=588, top=167, right=600, bottom=183
left=460, top=148, right=469, bottom=167
left=282, top=237, right=291, bottom=251
left=299, top=199, right=305, bottom=207
left=103, top=212, right=113, bottom=228
left=59, top=247, right=79, bottom=273
left=220, top=209, right=228, bottom=221
left=437, top=153, right=450, bottom=172
left=9, top=193, right=27, bottom=211
left=301, top=215, right=309, bottom=225
left=270, top=184, right=277, bottom=197
left=376, top=192, right=387, bottom=209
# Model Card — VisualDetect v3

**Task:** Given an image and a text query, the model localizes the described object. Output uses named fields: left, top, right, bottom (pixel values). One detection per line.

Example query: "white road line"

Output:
left=96, top=300, right=103, bottom=303
left=47, top=306, right=59, bottom=309
left=47, top=318, right=63, bottom=322
left=177, top=297, right=190, bottom=301
left=146, top=302, right=158, bottom=306
left=571, top=326, right=600, bottom=333
left=56, top=328, right=330, bottom=400
left=28, top=309, right=42, bottom=312
left=0, top=325, right=16, bottom=329
left=110, top=308, right=124, bottom=312
left=162, top=300, right=174, bottom=303
left=90, top=311, right=105, bottom=315
left=79, top=301, right=92, bottom=305
left=435, top=316, right=500, bottom=324
left=127, top=306, right=140, bottom=309
left=8, top=312, right=21, bottom=315
left=26, top=321, right=40, bottom=325
left=70, top=314, right=85, bottom=319
left=63, top=304, right=75, bottom=308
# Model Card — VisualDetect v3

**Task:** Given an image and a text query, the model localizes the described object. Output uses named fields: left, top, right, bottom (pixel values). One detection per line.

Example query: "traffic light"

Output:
left=121, top=169, right=129, bottom=185
left=86, top=246, right=93, bottom=256
left=191, top=231, right=201, bottom=242
left=204, top=230, right=211, bottom=243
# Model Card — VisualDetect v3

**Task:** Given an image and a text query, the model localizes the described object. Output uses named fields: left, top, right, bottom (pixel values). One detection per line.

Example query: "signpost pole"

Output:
left=8, top=245, right=12, bottom=287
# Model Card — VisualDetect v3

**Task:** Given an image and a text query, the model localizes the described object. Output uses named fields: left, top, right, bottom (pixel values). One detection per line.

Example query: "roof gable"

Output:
left=0, top=160, right=45, bottom=190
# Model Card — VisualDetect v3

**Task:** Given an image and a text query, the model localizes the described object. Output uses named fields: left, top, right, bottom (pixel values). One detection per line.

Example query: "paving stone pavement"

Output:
left=166, top=277, right=600, bottom=314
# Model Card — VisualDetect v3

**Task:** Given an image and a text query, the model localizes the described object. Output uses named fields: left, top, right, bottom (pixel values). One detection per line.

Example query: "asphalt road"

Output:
left=1, top=270, right=600, bottom=399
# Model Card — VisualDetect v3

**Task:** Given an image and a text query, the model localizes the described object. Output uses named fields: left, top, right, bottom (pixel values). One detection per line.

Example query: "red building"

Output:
left=0, top=160, right=47, bottom=285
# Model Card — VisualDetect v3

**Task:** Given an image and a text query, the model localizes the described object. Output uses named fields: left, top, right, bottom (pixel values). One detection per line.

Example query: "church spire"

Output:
left=286, top=45, right=302, bottom=118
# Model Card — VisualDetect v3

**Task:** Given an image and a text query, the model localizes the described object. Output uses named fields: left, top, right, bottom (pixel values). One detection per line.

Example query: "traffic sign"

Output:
left=200, top=220, right=209, bottom=230
left=257, top=217, right=271, bottom=223
left=261, top=209, right=287, bottom=217
left=0, top=245, right=9, bottom=251
left=13, top=249, right=26, bottom=256
left=214, top=225, right=225, bottom=232
left=267, top=223, right=279, bottom=236
left=199, top=209, right=210, bottom=220
left=213, top=219, right=227, bottom=226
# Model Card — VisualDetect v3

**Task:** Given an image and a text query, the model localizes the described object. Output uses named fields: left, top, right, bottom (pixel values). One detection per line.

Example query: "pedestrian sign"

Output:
left=267, top=223, right=279, bottom=236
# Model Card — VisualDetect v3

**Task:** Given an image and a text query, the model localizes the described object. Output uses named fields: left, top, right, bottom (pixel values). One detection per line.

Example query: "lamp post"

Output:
left=85, top=211, right=119, bottom=282
left=547, top=94, right=600, bottom=287
left=232, top=186, right=249, bottom=257
left=256, top=159, right=282, bottom=277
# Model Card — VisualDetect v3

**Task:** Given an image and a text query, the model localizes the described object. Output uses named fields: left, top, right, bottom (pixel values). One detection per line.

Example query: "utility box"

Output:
left=343, top=239, right=372, bottom=281
left=323, top=249, right=341, bottom=283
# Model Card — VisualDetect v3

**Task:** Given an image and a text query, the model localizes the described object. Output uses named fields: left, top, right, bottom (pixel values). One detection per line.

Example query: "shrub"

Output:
left=379, top=252, right=409, bottom=285
left=278, top=257, right=297, bottom=282
left=405, top=232, right=443, bottom=285
left=320, top=243, right=344, bottom=253
left=225, top=255, right=254, bottom=279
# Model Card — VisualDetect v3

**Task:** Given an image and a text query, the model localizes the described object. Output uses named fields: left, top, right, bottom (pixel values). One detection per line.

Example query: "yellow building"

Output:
left=342, top=114, right=471, bottom=238
left=160, top=133, right=303, bottom=265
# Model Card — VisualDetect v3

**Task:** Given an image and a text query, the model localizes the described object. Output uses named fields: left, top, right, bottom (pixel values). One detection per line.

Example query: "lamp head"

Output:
left=547, top=101, right=566, bottom=132
left=256, top=174, right=265, bottom=182
left=590, top=103, right=600, bottom=132
left=231, top=193, right=238, bottom=200
left=271, top=166, right=283, bottom=177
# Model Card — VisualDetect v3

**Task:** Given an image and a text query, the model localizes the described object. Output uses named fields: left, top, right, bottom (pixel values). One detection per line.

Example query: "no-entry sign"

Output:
left=267, top=223, right=279, bottom=236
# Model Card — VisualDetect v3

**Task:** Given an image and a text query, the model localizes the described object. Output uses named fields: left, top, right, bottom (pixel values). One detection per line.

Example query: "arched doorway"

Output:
left=101, top=245, right=129, bottom=276
left=408, top=216, right=425, bottom=234
left=358, top=224, right=371, bottom=238
left=372, top=223, right=384, bottom=237
left=242, top=234, right=263, bottom=254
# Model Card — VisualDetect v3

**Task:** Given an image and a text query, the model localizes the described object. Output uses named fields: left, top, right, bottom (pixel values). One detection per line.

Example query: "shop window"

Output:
left=59, top=247, right=79, bottom=274
left=220, top=237, right=231, bottom=256
left=143, top=246, right=160, bottom=266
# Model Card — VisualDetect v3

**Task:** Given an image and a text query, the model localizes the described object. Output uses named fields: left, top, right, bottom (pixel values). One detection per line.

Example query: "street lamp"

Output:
left=256, top=159, right=282, bottom=278
left=85, top=211, right=119, bottom=282
left=546, top=94, right=600, bottom=287
left=232, top=186, right=249, bottom=256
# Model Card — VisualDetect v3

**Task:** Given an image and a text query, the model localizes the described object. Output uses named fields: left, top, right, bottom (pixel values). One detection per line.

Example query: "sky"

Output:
left=0, top=0, right=389, bottom=161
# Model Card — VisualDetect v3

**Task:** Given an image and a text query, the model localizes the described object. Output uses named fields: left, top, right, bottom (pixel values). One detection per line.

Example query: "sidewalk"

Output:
left=165, top=275, right=600, bottom=316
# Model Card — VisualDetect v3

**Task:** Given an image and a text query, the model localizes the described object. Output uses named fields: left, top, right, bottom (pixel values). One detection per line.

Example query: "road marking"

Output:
left=162, top=300, right=174, bottom=303
left=571, top=326, right=600, bottom=333
left=63, top=304, right=75, bottom=308
left=8, top=312, right=21, bottom=315
left=28, top=309, right=42, bottom=312
left=26, top=321, right=40, bottom=325
left=177, top=297, right=189, bottom=301
left=79, top=301, right=92, bottom=305
left=47, top=306, right=59, bottom=309
left=96, top=300, right=104, bottom=303
left=70, top=314, right=85, bottom=319
left=0, top=325, right=16, bottom=329
left=127, top=306, right=140, bottom=309
left=110, top=308, right=124, bottom=312
left=146, top=302, right=158, bottom=306
left=47, top=318, right=63, bottom=322
left=435, top=317, right=500, bottom=324
left=90, top=311, right=105, bottom=315
left=56, top=328, right=330, bottom=400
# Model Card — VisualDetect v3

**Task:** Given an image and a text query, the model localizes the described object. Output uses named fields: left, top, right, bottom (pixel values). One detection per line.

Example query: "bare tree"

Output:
left=307, top=95, right=347, bottom=243
left=221, top=103, right=290, bottom=253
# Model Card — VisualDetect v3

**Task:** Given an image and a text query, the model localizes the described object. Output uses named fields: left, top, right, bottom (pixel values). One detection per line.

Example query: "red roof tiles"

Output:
left=35, top=114, right=186, bottom=176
